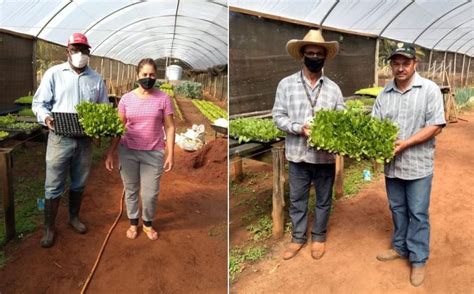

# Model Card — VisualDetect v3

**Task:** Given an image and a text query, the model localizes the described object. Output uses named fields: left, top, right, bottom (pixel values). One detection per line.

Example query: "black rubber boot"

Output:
left=40, top=197, right=60, bottom=248
left=69, top=191, right=87, bottom=234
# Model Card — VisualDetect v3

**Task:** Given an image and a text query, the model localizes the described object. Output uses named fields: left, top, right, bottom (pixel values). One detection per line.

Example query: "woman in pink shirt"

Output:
left=105, top=58, right=175, bottom=240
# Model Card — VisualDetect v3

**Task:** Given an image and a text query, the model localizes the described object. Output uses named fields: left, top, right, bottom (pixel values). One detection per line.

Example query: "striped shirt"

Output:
left=371, top=72, right=446, bottom=180
left=32, top=62, right=109, bottom=125
left=272, top=70, right=345, bottom=164
left=118, top=89, right=173, bottom=151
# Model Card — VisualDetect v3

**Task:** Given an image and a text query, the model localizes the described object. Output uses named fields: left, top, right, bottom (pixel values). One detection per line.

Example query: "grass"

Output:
left=343, top=159, right=379, bottom=197
left=229, top=245, right=267, bottom=282
left=246, top=215, right=272, bottom=241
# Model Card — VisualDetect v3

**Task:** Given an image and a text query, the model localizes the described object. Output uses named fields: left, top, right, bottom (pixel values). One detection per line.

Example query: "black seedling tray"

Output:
left=52, top=112, right=86, bottom=137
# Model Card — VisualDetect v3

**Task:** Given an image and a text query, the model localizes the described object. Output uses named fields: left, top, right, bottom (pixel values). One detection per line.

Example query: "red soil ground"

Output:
left=231, top=111, right=474, bottom=293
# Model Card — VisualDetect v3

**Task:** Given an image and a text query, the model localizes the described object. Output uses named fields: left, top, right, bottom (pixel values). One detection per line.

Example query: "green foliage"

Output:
left=455, top=87, right=474, bottom=105
left=0, top=131, right=9, bottom=139
left=18, top=108, right=35, bottom=117
left=76, top=102, right=126, bottom=139
left=354, top=87, right=384, bottom=97
left=345, top=100, right=365, bottom=112
left=192, top=100, right=228, bottom=122
left=159, top=83, right=174, bottom=97
left=175, top=81, right=203, bottom=99
left=230, top=246, right=267, bottom=281
left=246, top=215, right=272, bottom=241
left=308, top=110, right=399, bottom=163
left=230, top=118, right=284, bottom=143
left=14, top=96, right=33, bottom=104
left=0, top=115, right=17, bottom=127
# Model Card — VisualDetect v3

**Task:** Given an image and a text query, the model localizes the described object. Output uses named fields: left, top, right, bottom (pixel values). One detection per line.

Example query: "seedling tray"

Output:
left=52, top=112, right=86, bottom=137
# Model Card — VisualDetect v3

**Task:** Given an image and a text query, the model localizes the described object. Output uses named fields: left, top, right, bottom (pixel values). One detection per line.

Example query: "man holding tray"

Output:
left=371, top=43, right=445, bottom=286
left=272, top=29, right=345, bottom=260
left=32, top=32, right=109, bottom=248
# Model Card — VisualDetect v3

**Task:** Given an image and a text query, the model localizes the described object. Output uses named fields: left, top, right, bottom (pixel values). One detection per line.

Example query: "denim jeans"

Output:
left=118, top=144, right=164, bottom=222
left=385, top=175, right=433, bottom=267
left=44, top=132, right=93, bottom=199
left=288, top=161, right=335, bottom=243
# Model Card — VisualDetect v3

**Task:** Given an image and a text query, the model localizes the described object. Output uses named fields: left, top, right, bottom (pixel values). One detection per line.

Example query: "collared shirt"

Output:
left=272, top=70, right=345, bottom=164
left=32, top=62, right=109, bottom=125
left=371, top=72, right=446, bottom=180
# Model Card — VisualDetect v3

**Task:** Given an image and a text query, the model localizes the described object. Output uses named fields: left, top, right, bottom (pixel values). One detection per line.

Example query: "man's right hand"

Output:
left=302, top=124, right=311, bottom=137
left=45, top=116, right=55, bottom=131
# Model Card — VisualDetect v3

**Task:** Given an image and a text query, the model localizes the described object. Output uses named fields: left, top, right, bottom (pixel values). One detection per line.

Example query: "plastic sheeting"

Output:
left=230, top=0, right=473, bottom=57
left=0, top=0, right=228, bottom=69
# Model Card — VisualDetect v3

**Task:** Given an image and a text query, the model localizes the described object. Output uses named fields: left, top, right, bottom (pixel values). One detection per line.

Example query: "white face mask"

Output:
left=70, top=52, right=90, bottom=68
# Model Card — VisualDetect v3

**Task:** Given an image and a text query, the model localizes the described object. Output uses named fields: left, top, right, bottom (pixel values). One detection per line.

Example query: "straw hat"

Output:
left=286, top=29, right=339, bottom=60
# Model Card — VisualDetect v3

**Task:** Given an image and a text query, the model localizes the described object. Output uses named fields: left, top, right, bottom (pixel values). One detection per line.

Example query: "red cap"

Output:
left=67, top=33, right=91, bottom=48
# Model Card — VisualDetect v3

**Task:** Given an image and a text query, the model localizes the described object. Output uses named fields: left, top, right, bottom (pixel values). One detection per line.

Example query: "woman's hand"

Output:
left=163, top=155, right=174, bottom=172
left=105, top=153, right=115, bottom=172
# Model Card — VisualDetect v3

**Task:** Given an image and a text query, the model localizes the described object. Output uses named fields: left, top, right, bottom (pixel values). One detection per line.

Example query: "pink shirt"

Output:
left=118, top=89, right=173, bottom=151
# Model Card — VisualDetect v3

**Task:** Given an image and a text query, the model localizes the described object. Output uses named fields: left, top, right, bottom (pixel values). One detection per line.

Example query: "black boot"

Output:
left=69, top=191, right=87, bottom=234
left=40, top=197, right=60, bottom=248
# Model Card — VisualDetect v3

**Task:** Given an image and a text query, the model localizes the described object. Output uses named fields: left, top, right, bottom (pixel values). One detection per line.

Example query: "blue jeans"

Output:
left=288, top=161, right=335, bottom=243
left=44, top=132, right=93, bottom=199
left=385, top=175, right=433, bottom=267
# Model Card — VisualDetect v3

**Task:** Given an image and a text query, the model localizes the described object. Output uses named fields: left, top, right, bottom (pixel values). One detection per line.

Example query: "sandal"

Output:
left=142, top=225, right=158, bottom=240
left=126, top=225, right=138, bottom=239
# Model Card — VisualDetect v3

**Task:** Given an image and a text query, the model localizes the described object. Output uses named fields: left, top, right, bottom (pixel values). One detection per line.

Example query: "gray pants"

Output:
left=119, top=144, right=164, bottom=222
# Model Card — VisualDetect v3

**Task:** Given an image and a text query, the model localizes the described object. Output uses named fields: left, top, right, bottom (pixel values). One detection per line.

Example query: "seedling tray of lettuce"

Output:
left=308, top=110, right=398, bottom=163
left=354, top=87, right=383, bottom=97
left=76, top=102, right=125, bottom=139
left=14, top=96, right=33, bottom=105
left=230, top=118, right=284, bottom=144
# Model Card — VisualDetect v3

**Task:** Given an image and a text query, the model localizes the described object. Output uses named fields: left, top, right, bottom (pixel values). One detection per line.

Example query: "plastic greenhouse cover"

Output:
left=0, top=0, right=228, bottom=69
left=230, top=0, right=473, bottom=57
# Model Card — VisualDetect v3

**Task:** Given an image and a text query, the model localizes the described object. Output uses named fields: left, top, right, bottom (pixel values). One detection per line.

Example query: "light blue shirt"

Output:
left=371, top=72, right=446, bottom=180
left=32, top=62, right=109, bottom=125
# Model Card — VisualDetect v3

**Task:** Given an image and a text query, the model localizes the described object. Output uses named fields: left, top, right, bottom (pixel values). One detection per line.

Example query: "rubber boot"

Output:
left=40, top=197, right=60, bottom=248
left=69, top=191, right=87, bottom=234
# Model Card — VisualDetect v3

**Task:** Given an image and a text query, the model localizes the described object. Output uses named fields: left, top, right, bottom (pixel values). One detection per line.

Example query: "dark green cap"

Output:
left=389, top=42, right=416, bottom=59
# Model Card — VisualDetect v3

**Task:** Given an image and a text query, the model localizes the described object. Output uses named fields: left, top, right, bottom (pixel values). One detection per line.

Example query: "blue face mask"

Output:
left=304, top=57, right=325, bottom=73
left=138, top=77, right=156, bottom=89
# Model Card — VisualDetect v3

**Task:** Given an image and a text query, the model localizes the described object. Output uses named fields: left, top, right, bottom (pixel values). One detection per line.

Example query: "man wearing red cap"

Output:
left=32, top=32, right=109, bottom=248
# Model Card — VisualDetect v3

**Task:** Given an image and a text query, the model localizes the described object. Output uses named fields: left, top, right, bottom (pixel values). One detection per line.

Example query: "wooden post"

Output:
left=272, top=146, right=285, bottom=239
left=233, top=155, right=243, bottom=183
left=374, top=38, right=379, bottom=87
left=460, top=54, right=466, bottom=87
left=335, top=155, right=344, bottom=199
left=0, top=148, right=15, bottom=241
left=466, top=57, right=471, bottom=87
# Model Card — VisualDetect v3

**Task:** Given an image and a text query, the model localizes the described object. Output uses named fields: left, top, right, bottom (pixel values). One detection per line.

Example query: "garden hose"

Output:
left=80, top=188, right=125, bottom=294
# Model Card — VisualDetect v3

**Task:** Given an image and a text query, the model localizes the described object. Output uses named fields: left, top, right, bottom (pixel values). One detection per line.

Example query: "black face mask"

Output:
left=304, top=57, right=325, bottom=73
left=138, top=77, right=156, bottom=89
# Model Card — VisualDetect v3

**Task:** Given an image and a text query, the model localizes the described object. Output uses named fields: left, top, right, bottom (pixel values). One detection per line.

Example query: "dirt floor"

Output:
left=0, top=98, right=228, bottom=293
left=231, top=111, right=474, bottom=293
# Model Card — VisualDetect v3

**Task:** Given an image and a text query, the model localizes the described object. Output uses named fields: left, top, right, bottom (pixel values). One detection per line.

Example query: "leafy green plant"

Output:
left=18, top=108, right=35, bottom=117
left=175, top=81, right=203, bottom=99
left=0, top=131, right=9, bottom=139
left=230, top=118, right=284, bottom=143
left=159, top=83, right=174, bottom=97
left=192, top=99, right=227, bottom=122
left=76, top=102, right=125, bottom=139
left=308, top=110, right=399, bottom=163
left=354, top=87, right=383, bottom=97
left=230, top=246, right=267, bottom=282
left=0, top=115, right=17, bottom=127
left=14, top=96, right=33, bottom=104
left=172, top=97, right=184, bottom=121
left=345, top=100, right=365, bottom=112
left=246, top=215, right=272, bottom=241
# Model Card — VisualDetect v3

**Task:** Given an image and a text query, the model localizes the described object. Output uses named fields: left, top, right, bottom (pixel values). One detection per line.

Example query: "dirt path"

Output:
left=232, top=111, right=474, bottom=293
left=0, top=119, right=228, bottom=292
